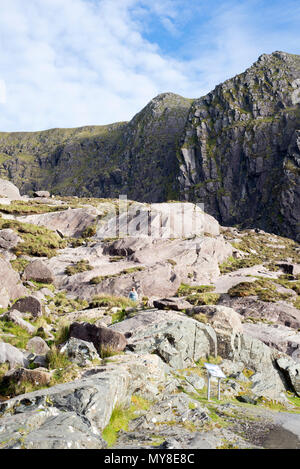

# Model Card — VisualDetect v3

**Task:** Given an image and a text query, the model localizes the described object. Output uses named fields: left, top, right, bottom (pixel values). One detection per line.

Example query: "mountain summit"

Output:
left=0, top=51, right=299, bottom=240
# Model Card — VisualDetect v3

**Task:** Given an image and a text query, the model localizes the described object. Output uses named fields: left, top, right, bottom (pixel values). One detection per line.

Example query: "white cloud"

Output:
left=0, top=80, right=6, bottom=104
left=0, top=0, right=299, bottom=132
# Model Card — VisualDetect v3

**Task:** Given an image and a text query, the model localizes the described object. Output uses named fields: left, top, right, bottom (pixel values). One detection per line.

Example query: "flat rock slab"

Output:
left=18, top=207, right=99, bottom=238
left=219, top=295, right=300, bottom=329
left=1, top=310, right=36, bottom=334
left=243, top=322, right=300, bottom=360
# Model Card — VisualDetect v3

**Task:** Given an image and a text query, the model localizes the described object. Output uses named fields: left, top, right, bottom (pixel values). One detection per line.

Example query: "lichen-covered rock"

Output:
left=26, top=337, right=50, bottom=355
left=60, top=338, right=99, bottom=367
left=111, top=310, right=217, bottom=369
left=0, top=229, right=21, bottom=250
left=69, top=322, right=127, bottom=355
left=276, top=356, right=300, bottom=396
left=23, top=260, right=54, bottom=284
left=0, top=409, right=106, bottom=449
left=12, top=296, right=43, bottom=317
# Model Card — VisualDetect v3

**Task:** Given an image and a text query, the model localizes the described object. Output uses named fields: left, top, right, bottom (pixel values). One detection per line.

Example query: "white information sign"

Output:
left=204, top=363, right=226, bottom=379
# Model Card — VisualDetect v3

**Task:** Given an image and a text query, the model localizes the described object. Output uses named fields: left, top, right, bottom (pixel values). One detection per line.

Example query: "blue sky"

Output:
left=0, top=0, right=299, bottom=132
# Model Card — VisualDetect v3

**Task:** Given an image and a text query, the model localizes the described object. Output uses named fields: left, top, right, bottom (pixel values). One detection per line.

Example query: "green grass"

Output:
left=10, top=258, right=30, bottom=273
left=220, top=230, right=300, bottom=275
left=0, top=320, right=32, bottom=349
left=65, top=259, right=93, bottom=276
left=50, top=292, right=89, bottom=314
left=81, top=224, right=97, bottom=238
left=102, top=395, right=152, bottom=447
left=89, top=267, right=145, bottom=285
left=89, top=295, right=136, bottom=309
left=177, top=283, right=215, bottom=297
left=228, top=278, right=294, bottom=303
left=0, top=201, right=68, bottom=216
left=0, top=218, right=68, bottom=258
left=185, top=292, right=220, bottom=306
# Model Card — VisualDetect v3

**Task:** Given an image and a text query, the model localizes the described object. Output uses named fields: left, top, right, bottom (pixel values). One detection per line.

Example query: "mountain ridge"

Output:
left=0, top=51, right=299, bottom=240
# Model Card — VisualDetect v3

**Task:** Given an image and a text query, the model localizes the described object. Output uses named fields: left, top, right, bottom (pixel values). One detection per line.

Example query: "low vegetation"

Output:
left=102, top=396, right=152, bottom=447
left=177, top=283, right=215, bottom=297
left=89, top=295, right=136, bottom=309
left=65, top=259, right=93, bottom=276
left=0, top=218, right=68, bottom=258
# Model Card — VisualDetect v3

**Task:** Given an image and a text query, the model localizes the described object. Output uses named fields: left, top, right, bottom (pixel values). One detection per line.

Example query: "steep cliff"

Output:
left=0, top=93, right=192, bottom=202
left=179, top=51, right=300, bottom=240
left=0, top=51, right=299, bottom=240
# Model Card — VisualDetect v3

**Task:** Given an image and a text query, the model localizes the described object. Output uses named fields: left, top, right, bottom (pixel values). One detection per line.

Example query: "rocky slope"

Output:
left=0, top=51, right=299, bottom=242
left=0, top=181, right=300, bottom=449
left=0, top=93, right=192, bottom=202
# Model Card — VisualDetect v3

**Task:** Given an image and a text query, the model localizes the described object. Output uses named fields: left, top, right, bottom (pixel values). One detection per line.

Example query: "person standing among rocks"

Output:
left=128, top=287, right=139, bottom=302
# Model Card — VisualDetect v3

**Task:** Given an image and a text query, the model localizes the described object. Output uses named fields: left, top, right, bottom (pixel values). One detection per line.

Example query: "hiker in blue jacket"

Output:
left=129, top=287, right=139, bottom=302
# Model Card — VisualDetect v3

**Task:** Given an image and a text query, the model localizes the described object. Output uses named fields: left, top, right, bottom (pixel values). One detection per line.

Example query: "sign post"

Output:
left=204, top=363, right=226, bottom=401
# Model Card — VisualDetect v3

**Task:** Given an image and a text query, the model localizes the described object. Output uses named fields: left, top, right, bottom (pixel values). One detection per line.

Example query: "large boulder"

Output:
left=23, top=260, right=54, bottom=284
left=153, top=298, right=192, bottom=311
left=276, top=356, right=300, bottom=396
left=0, top=258, right=28, bottom=308
left=0, top=179, right=22, bottom=200
left=97, top=202, right=220, bottom=239
left=60, top=338, right=99, bottom=367
left=33, top=191, right=50, bottom=198
left=69, top=322, right=127, bottom=355
left=0, top=342, right=28, bottom=368
left=1, top=367, right=51, bottom=388
left=26, top=337, right=50, bottom=355
left=12, top=296, right=43, bottom=317
left=187, top=305, right=243, bottom=335
left=111, top=310, right=217, bottom=369
left=0, top=229, right=22, bottom=250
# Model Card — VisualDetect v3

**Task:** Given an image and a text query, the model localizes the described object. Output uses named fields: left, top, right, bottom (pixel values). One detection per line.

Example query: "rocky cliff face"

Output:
left=0, top=51, right=299, bottom=240
left=179, top=51, right=300, bottom=241
left=0, top=93, right=192, bottom=202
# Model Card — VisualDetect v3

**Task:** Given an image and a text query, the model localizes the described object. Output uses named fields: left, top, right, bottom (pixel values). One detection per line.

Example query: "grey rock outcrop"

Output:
left=0, top=258, right=28, bottom=308
left=60, top=338, right=99, bottom=367
left=23, top=260, right=54, bottom=284
left=179, top=51, right=300, bottom=241
left=0, top=179, right=22, bottom=200
left=0, top=229, right=21, bottom=250
left=0, top=342, right=28, bottom=368
left=111, top=310, right=217, bottom=369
